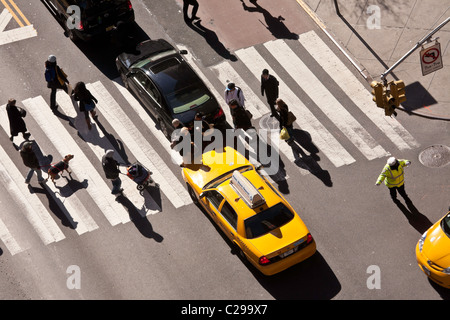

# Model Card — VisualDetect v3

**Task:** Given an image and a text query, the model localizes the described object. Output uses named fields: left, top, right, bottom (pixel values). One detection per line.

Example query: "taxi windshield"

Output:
left=244, top=203, right=294, bottom=239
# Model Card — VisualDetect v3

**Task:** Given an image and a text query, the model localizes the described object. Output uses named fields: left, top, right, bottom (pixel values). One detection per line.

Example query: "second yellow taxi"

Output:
left=182, top=147, right=316, bottom=276
left=416, top=209, right=450, bottom=289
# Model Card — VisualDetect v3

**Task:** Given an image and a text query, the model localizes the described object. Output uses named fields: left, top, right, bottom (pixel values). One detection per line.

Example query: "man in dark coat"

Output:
left=20, top=141, right=45, bottom=184
left=102, top=149, right=123, bottom=195
left=6, top=98, right=30, bottom=142
left=229, top=99, right=252, bottom=131
left=260, top=68, right=279, bottom=118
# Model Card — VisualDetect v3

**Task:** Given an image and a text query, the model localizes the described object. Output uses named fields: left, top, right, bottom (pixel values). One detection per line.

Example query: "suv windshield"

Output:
left=244, top=203, right=294, bottom=239
left=441, top=213, right=450, bottom=238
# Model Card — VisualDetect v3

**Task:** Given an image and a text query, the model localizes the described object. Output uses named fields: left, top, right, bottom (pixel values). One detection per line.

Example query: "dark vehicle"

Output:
left=116, top=39, right=226, bottom=139
left=42, top=0, right=135, bottom=42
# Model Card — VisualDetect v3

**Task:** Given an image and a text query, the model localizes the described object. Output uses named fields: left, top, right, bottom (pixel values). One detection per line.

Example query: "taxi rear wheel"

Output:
left=187, top=184, right=199, bottom=205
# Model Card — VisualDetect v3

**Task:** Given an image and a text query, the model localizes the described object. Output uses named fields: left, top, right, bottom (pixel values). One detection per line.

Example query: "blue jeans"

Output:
left=25, top=168, right=44, bottom=183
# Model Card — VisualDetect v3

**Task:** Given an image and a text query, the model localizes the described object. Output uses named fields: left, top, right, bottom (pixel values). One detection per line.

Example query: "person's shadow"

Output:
left=289, top=129, right=332, bottom=187
left=394, top=199, right=433, bottom=234
left=184, top=18, right=237, bottom=61
left=241, top=0, right=299, bottom=40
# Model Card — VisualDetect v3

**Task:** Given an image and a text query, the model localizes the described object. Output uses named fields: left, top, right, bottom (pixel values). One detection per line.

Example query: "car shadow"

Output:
left=195, top=196, right=340, bottom=299
left=251, top=251, right=341, bottom=299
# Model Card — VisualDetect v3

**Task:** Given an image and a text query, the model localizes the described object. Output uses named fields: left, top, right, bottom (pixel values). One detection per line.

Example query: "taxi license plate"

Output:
left=280, top=249, right=294, bottom=258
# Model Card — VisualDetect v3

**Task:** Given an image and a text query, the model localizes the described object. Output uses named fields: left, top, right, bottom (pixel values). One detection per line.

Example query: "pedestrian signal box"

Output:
left=370, top=81, right=386, bottom=109
left=389, top=80, right=406, bottom=108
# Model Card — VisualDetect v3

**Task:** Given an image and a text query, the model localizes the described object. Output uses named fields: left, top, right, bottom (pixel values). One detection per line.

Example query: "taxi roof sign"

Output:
left=230, top=170, right=265, bottom=208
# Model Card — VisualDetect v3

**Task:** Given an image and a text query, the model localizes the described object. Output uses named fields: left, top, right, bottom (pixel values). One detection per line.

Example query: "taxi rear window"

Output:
left=244, top=203, right=294, bottom=239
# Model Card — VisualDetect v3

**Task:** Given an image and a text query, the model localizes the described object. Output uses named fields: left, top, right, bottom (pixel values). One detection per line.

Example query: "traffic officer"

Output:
left=375, top=157, right=412, bottom=203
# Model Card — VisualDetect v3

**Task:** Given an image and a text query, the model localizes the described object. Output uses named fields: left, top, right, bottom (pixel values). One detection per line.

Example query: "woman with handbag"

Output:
left=6, top=98, right=30, bottom=142
left=73, top=81, right=98, bottom=130
left=276, top=98, right=296, bottom=144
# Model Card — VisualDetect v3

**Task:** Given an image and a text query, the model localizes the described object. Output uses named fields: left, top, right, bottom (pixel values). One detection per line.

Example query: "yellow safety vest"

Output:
left=376, top=159, right=410, bottom=188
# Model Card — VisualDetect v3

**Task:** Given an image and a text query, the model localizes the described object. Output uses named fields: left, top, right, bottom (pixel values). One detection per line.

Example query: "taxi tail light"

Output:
left=259, top=256, right=271, bottom=266
left=78, top=21, right=84, bottom=31
left=127, top=0, right=133, bottom=10
left=306, top=233, right=313, bottom=244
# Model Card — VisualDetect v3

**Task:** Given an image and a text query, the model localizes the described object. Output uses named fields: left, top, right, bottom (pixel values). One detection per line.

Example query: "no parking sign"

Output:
left=420, top=42, right=443, bottom=76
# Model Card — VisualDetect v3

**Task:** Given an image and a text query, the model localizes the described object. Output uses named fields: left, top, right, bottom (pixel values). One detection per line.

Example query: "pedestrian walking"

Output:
left=20, top=141, right=46, bottom=184
left=102, top=149, right=123, bottom=195
left=229, top=99, right=252, bottom=131
left=276, top=98, right=294, bottom=144
left=73, top=81, right=98, bottom=130
left=260, top=68, right=279, bottom=118
left=224, top=82, right=245, bottom=108
left=44, top=55, right=71, bottom=111
left=183, top=0, right=200, bottom=21
left=375, top=157, right=412, bottom=203
left=6, top=98, right=30, bottom=142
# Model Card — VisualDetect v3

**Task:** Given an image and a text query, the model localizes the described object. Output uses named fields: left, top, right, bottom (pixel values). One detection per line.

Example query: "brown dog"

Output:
left=47, top=154, right=74, bottom=183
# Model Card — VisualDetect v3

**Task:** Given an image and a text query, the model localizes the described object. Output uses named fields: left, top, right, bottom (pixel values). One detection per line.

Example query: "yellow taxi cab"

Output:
left=416, top=209, right=450, bottom=289
left=182, top=147, right=316, bottom=276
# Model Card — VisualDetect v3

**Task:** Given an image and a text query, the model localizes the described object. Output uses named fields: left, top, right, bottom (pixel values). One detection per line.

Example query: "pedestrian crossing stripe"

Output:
left=233, top=45, right=356, bottom=168
left=297, top=31, right=419, bottom=151
left=88, top=81, right=192, bottom=208
left=0, top=30, right=420, bottom=256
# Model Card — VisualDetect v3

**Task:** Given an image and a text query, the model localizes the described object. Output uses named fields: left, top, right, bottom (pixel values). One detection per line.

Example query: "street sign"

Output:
left=420, top=41, right=443, bottom=76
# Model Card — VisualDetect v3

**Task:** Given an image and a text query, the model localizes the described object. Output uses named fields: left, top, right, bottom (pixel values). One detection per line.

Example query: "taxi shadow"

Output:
left=250, top=251, right=341, bottom=300
left=195, top=198, right=340, bottom=299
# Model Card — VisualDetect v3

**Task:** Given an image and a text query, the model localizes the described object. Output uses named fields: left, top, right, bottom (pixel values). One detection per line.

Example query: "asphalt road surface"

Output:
left=0, top=0, right=449, bottom=305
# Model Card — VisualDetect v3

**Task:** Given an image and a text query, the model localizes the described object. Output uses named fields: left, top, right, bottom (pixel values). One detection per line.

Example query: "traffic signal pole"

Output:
left=380, top=16, right=450, bottom=85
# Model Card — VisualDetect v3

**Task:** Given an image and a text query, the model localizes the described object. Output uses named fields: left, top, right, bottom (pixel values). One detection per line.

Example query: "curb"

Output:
left=294, top=0, right=450, bottom=121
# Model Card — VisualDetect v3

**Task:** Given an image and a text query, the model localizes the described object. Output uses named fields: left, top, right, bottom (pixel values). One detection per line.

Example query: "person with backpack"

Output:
left=73, top=81, right=98, bottom=130
left=6, top=98, right=30, bottom=143
left=102, top=149, right=123, bottom=195
left=45, top=55, right=70, bottom=111
left=224, top=82, right=245, bottom=108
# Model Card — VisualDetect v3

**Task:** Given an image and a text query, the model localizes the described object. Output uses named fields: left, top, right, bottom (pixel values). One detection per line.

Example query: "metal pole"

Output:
left=381, top=17, right=450, bottom=83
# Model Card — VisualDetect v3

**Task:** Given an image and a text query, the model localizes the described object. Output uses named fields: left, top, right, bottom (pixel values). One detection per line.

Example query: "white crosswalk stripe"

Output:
left=22, top=96, right=101, bottom=233
left=234, top=45, right=356, bottom=168
left=88, top=81, right=192, bottom=209
left=298, top=31, right=420, bottom=151
left=264, top=39, right=389, bottom=161
left=55, top=91, right=161, bottom=217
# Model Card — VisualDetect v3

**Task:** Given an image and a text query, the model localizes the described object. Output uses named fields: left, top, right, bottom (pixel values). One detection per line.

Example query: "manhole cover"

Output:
left=419, top=145, right=450, bottom=168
